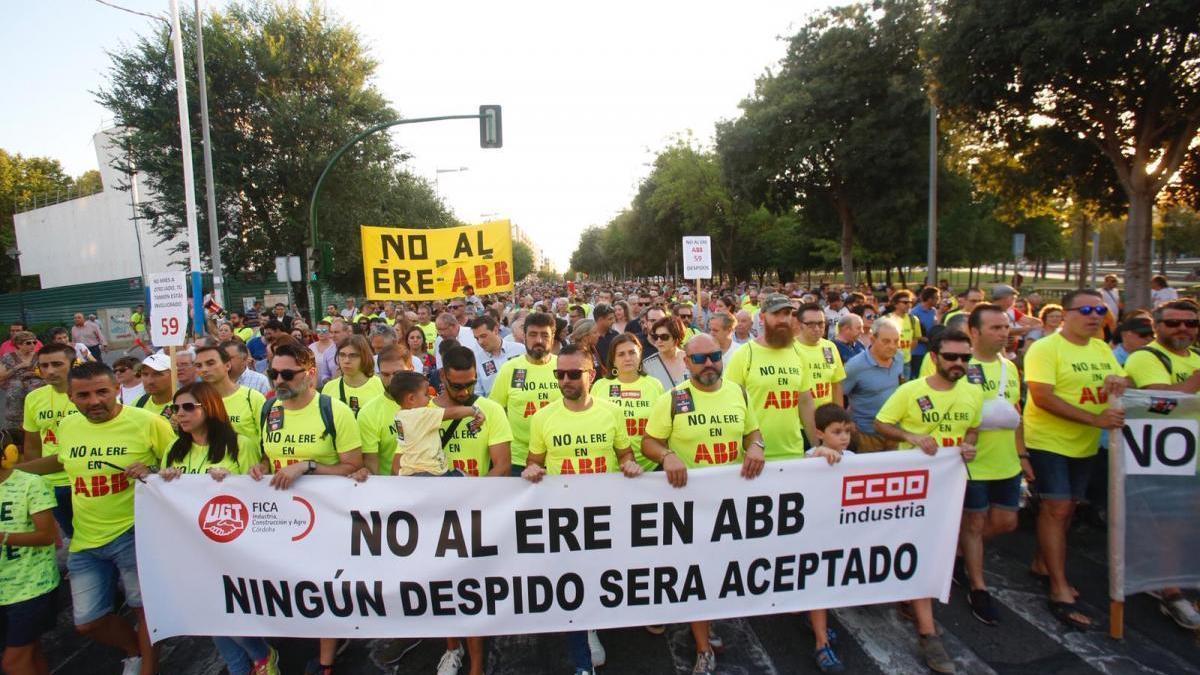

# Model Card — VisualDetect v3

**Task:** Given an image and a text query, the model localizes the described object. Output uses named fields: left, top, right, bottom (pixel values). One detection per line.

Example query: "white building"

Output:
left=13, top=128, right=172, bottom=289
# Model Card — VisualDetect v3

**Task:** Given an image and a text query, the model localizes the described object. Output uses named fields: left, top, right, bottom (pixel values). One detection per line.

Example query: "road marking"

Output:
left=832, top=604, right=998, bottom=675
left=664, top=618, right=779, bottom=675
left=984, top=553, right=1200, bottom=675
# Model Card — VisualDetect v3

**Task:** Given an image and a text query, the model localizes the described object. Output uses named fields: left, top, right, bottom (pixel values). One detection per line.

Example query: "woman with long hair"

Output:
left=0, top=331, right=44, bottom=446
left=590, top=334, right=664, bottom=471
left=126, top=382, right=278, bottom=675
left=612, top=301, right=631, bottom=334
left=321, top=334, right=385, bottom=416
left=642, top=316, right=689, bottom=390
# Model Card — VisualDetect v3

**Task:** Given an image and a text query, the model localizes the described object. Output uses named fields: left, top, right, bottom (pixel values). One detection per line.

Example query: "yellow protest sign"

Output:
left=361, top=220, right=515, bottom=300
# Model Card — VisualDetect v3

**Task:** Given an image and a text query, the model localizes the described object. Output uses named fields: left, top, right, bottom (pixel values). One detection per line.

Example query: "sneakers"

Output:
left=251, top=647, right=281, bottom=675
left=968, top=589, right=1000, bottom=626
left=951, top=556, right=968, bottom=588
left=692, top=650, right=717, bottom=674
left=707, top=627, right=725, bottom=653
left=918, top=634, right=956, bottom=674
left=814, top=644, right=845, bottom=672
left=1160, top=596, right=1200, bottom=630
left=436, top=646, right=465, bottom=675
left=587, top=630, right=606, bottom=667
left=121, top=656, right=143, bottom=675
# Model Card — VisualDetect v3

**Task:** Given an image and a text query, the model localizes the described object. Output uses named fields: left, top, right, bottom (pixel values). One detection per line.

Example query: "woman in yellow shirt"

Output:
left=590, top=333, right=664, bottom=470
left=321, top=335, right=385, bottom=416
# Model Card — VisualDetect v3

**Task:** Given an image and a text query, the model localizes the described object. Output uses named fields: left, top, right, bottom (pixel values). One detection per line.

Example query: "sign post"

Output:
left=683, top=235, right=712, bottom=300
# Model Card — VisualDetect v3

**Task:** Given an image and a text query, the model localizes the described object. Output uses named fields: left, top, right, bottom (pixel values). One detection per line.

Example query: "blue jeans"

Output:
left=212, top=636, right=272, bottom=675
left=565, top=630, right=592, bottom=670
left=52, top=485, right=74, bottom=537
left=67, top=528, right=141, bottom=625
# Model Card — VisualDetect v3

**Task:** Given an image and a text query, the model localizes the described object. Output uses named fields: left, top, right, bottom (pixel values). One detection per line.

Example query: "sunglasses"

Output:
left=114, top=367, right=129, bottom=373
left=266, top=368, right=305, bottom=381
left=21, top=340, right=37, bottom=346
left=1067, top=305, right=1108, bottom=316
left=687, top=351, right=722, bottom=365
left=169, top=402, right=201, bottom=414
left=937, top=352, right=972, bottom=363
left=1161, top=319, right=1200, bottom=329
left=553, top=369, right=591, bottom=381
left=650, top=333, right=673, bottom=342
left=678, top=314, right=693, bottom=320
left=446, top=380, right=478, bottom=391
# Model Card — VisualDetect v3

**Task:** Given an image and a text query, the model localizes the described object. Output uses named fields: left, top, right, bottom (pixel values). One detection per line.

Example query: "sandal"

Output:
left=1048, top=600, right=1093, bottom=630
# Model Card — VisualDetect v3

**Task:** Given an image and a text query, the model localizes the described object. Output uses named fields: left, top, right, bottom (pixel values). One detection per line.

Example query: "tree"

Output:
left=97, top=1, right=452, bottom=307
left=717, top=0, right=931, bottom=285
left=0, top=150, right=90, bottom=292
left=936, top=0, right=1200, bottom=308
left=513, top=240, right=536, bottom=281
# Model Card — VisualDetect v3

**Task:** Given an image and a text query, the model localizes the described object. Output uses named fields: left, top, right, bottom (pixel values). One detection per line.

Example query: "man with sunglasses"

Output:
left=874, top=329, right=982, bottom=673
left=1022, top=288, right=1128, bottom=631
left=726, top=294, right=818, bottom=460
left=642, top=334, right=763, bottom=675
left=796, top=303, right=846, bottom=409
left=523, top=344, right=639, bottom=674
left=489, top=312, right=561, bottom=476
left=884, top=290, right=921, bottom=378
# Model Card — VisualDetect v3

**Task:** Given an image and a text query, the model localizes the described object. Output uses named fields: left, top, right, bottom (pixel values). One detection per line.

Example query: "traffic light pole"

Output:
left=307, top=107, right=501, bottom=318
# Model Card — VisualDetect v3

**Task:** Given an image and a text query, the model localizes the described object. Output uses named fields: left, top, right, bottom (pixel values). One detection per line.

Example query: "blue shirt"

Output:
left=834, top=338, right=866, bottom=365
left=843, top=348, right=906, bottom=431
left=911, top=304, right=937, bottom=356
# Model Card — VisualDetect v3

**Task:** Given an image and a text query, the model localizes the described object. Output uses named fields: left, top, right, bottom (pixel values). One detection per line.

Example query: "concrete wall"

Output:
left=13, top=128, right=177, bottom=288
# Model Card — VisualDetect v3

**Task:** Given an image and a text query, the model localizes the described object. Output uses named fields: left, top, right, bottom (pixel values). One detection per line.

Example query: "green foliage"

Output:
left=512, top=240, right=536, bottom=281
left=96, top=1, right=453, bottom=297
left=1161, top=205, right=1200, bottom=258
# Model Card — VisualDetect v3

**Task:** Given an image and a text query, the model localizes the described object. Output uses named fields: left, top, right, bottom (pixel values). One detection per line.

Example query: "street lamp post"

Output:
left=307, top=106, right=501, bottom=316
left=6, top=248, right=25, bottom=326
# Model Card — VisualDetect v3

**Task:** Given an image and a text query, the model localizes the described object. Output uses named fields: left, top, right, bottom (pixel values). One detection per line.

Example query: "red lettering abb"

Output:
left=764, top=390, right=802, bottom=409
left=625, top=418, right=648, bottom=437
left=812, top=382, right=830, bottom=400
left=559, top=456, right=608, bottom=474
left=452, top=458, right=481, bottom=476
left=1078, top=387, right=1108, bottom=405
left=73, top=472, right=131, bottom=497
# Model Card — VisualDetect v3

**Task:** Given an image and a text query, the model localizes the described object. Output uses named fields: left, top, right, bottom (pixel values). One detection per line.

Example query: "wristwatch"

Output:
left=750, top=439, right=766, bottom=451
left=304, top=460, right=317, bottom=475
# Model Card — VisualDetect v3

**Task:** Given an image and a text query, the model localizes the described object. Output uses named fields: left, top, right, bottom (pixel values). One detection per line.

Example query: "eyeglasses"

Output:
left=678, top=314, right=693, bottom=320
left=650, top=333, right=672, bottom=342
left=169, top=402, right=201, bottom=414
left=1161, top=319, right=1200, bottom=329
left=894, top=299, right=912, bottom=305
left=687, top=351, right=722, bottom=365
left=801, top=320, right=826, bottom=328
left=446, top=380, right=478, bottom=391
left=554, top=369, right=591, bottom=381
left=266, top=368, right=304, bottom=381
left=21, top=340, right=37, bottom=346
left=449, top=304, right=464, bottom=310
left=937, top=352, right=972, bottom=363
left=114, top=367, right=129, bottom=373
left=338, top=351, right=359, bottom=359
left=1066, top=305, right=1108, bottom=316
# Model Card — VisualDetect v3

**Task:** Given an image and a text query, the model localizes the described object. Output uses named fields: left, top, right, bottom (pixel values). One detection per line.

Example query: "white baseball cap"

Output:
left=140, top=353, right=171, bottom=372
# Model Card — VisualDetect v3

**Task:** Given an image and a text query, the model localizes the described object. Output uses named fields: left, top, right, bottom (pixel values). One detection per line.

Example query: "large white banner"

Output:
left=136, top=450, right=967, bottom=642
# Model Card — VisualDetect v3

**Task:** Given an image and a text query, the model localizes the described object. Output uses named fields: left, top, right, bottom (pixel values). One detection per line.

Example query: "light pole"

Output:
left=6, top=248, right=24, bottom=326
left=194, top=0, right=225, bottom=307
left=435, top=166, right=469, bottom=200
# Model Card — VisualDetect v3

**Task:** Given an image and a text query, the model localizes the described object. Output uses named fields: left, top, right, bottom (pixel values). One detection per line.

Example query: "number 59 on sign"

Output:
left=149, top=272, right=189, bottom=347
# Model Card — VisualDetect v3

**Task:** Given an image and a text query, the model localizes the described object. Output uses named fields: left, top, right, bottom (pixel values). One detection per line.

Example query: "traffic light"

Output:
left=479, top=105, right=502, bottom=148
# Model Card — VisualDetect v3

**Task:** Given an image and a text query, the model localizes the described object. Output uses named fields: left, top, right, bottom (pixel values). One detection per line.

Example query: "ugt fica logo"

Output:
left=198, top=495, right=248, bottom=543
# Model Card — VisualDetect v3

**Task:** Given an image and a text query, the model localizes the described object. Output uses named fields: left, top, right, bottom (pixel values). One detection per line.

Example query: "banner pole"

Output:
left=168, top=346, right=178, bottom=395
left=1107, top=408, right=1126, bottom=640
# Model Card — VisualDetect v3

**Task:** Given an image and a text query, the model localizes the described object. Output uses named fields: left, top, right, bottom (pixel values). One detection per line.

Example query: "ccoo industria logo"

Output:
left=198, top=495, right=249, bottom=543
left=839, top=470, right=929, bottom=525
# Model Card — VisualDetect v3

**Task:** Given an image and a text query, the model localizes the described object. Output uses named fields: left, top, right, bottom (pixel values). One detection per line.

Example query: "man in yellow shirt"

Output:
left=874, top=329, right=981, bottom=674
left=489, top=312, right=560, bottom=475
left=795, top=303, right=846, bottom=408
left=247, top=342, right=363, bottom=675
left=886, top=289, right=922, bottom=377
left=19, top=361, right=176, bottom=675
left=522, top=345, right=640, bottom=672
left=1022, top=289, right=1128, bottom=631
left=642, top=334, right=764, bottom=675
left=726, top=294, right=817, bottom=459
left=21, top=343, right=78, bottom=539
left=194, top=344, right=266, bottom=444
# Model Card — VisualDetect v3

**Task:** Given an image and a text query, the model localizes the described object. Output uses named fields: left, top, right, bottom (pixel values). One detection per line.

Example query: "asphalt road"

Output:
left=37, top=508, right=1200, bottom=675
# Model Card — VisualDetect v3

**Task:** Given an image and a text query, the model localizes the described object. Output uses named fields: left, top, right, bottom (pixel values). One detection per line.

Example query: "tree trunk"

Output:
left=1078, top=213, right=1090, bottom=290
left=1123, top=191, right=1154, bottom=310
left=1065, top=258, right=1071, bottom=282
left=898, top=267, right=907, bottom=287
left=834, top=197, right=856, bottom=287
left=865, top=263, right=873, bottom=289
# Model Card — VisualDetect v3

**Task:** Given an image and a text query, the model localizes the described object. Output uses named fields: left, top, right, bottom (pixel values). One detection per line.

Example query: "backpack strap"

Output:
left=135, top=393, right=151, bottom=408
left=1133, top=345, right=1173, bottom=376
left=440, top=394, right=478, bottom=446
left=338, top=378, right=347, bottom=405
left=318, top=394, right=337, bottom=443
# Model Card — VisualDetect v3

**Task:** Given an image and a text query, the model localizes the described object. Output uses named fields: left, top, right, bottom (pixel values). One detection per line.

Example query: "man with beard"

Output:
left=432, top=346, right=513, bottom=675
left=489, top=312, right=561, bottom=476
left=523, top=345, right=640, bottom=673
left=18, top=362, right=176, bottom=675
left=21, top=344, right=80, bottom=540
left=874, top=329, right=982, bottom=674
left=726, top=294, right=817, bottom=460
left=642, top=334, right=764, bottom=675
left=248, top=342, right=363, bottom=675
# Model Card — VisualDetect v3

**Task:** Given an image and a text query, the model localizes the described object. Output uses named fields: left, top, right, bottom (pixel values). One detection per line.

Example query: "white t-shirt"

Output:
left=1151, top=286, right=1179, bottom=306
left=120, top=383, right=145, bottom=404
left=473, top=340, right=527, bottom=396
left=434, top=325, right=481, bottom=368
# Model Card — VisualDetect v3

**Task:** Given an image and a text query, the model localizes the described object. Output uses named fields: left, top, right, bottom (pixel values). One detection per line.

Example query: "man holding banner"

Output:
left=490, top=312, right=561, bottom=476
left=642, top=334, right=765, bottom=675
left=874, top=329, right=981, bottom=675
left=1121, top=298, right=1200, bottom=630
left=1022, top=288, right=1128, bottom=631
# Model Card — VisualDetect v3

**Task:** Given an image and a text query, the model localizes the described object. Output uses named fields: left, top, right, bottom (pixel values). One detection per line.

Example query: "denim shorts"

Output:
left=1028, top=448, right=1093, bottom=502
left=963, top=474, right=1022, bottom=512
left=0, top=588, right=58, bottom=647
left=67, top=528, right=142, bottom=625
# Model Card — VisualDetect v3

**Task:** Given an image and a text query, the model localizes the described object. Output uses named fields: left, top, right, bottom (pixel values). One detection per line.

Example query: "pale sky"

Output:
left=0, top=0, right=834, bottom=271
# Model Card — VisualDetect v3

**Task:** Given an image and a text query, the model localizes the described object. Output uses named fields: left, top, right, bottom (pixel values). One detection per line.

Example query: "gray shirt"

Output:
left=237, top=367, right=272, bottom=395
left=843, top=349, right=905, bottom=432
